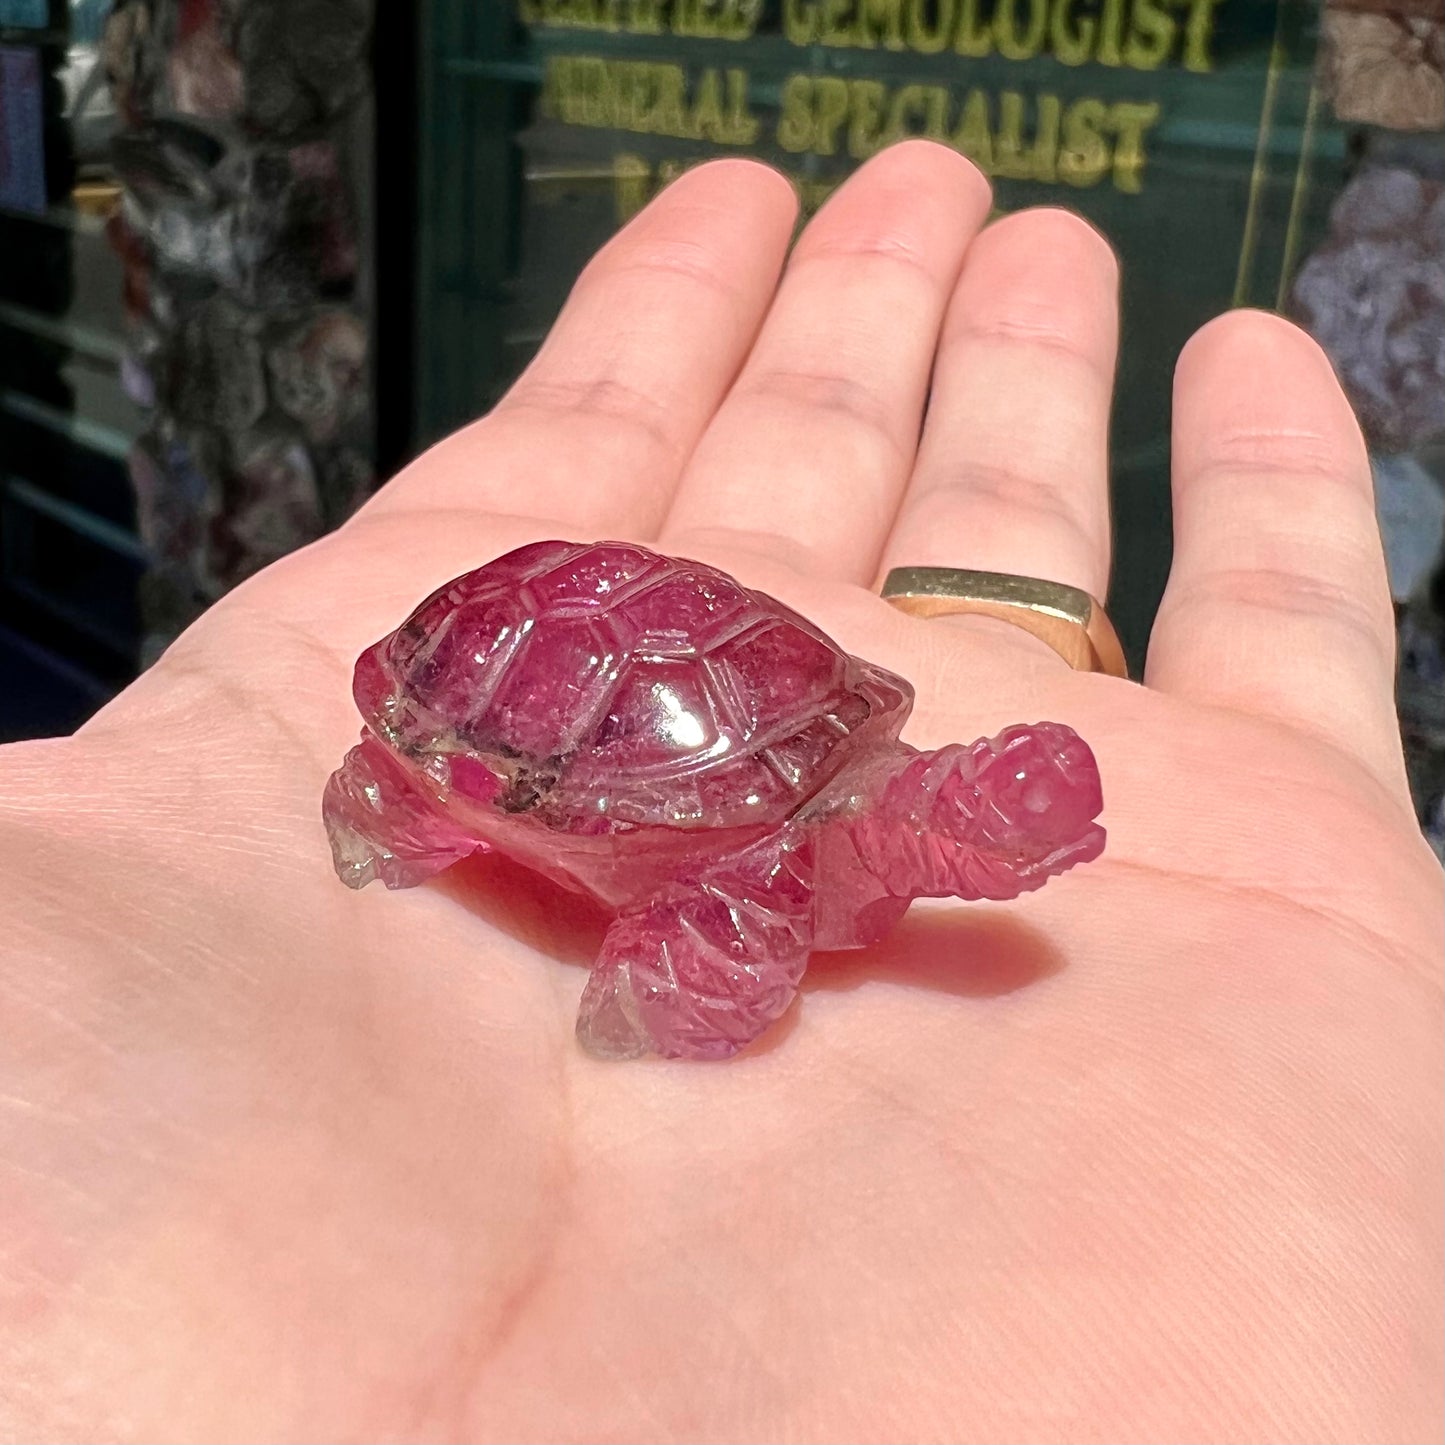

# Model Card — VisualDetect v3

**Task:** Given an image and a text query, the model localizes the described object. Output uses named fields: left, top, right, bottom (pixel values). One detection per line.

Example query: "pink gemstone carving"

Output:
left=323, top=541, right=1106, bottom=1060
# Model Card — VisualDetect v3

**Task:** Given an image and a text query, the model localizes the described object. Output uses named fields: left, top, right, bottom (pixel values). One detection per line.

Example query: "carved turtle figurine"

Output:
left=323, top=540, right=1105, bottom=1059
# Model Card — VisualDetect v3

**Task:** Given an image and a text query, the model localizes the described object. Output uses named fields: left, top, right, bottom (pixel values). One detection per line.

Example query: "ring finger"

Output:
left=878, top=207, right=1120, bottom=605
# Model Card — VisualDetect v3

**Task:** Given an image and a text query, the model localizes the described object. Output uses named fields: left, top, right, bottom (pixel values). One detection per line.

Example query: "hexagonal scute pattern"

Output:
left=374, top=540, right=914, bottom=827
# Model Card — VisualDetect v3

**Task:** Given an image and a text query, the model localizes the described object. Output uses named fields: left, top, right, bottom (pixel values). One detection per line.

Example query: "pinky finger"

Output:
left=1147, top=312, right=1407, bottom=794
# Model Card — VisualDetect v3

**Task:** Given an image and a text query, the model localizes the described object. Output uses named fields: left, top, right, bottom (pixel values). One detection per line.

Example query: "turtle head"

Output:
left=968, top=722, right=1105, bottom=873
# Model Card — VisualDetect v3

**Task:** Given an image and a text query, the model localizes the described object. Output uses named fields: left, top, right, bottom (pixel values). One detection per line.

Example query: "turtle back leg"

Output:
left=820, top=722, right=1104, bottom=928
left=576, top=830, right=815, bottom=1061
left=323, top=732, right=486, bottom=890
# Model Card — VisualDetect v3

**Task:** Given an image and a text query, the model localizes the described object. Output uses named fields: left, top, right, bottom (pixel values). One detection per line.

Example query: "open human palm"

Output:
left=2, top=144, right=1440, bottom=1442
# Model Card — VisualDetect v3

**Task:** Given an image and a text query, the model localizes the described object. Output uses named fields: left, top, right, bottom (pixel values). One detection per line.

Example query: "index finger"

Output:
left=367, top=160, right=799, bottom=538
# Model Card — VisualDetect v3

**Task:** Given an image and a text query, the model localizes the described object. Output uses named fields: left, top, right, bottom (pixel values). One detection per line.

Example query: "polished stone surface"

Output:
left=324, top=541, right=1106, bottom=1059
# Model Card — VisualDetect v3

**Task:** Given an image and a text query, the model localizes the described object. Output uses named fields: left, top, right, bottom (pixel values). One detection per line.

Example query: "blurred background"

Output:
left=0, top=0, right=1441, bottom=852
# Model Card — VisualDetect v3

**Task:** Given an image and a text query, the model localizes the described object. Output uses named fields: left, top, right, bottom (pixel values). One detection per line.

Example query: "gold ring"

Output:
left=881, top=567, right=1129, bottom=679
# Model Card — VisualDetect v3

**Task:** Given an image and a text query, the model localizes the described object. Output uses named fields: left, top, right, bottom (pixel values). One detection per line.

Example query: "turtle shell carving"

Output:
left=359, top=540, right=912, bottom=830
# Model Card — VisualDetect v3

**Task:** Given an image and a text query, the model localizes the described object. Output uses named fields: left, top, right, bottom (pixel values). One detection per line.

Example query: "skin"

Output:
left=0, top=142, right=1440, bottom=1442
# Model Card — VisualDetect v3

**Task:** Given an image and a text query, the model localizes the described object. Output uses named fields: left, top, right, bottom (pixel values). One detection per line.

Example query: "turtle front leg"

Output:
left=577, top=833, right=815, bottom=1061
left=840, top=722, right=1105, bottom=905
left=322, top=732, right=485, bottom=890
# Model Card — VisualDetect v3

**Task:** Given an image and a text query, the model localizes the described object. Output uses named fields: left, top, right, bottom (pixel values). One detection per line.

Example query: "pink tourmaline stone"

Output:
left=323, top=541, right=1106, bottom=1060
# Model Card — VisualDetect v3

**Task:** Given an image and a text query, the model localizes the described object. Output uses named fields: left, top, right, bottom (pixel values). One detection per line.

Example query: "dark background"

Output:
left=0, top=0, right=1380, bottom=738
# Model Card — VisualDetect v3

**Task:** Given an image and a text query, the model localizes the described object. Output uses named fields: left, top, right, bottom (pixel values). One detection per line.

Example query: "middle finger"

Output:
left=660, top=141, right=992, bottom=583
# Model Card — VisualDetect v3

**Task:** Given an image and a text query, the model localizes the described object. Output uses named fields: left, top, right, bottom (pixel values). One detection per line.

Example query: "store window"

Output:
left=0, top=0, right=377, bottom=735
left=0, top=1, right=1440, bottom=847
left=0, top=0, right=136, bottom=734
left=415, top=0, right=1444, bottom=845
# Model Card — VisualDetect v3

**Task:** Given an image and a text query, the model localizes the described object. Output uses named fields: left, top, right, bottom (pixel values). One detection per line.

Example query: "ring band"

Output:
left=881, top=567, right=1129, bottom=679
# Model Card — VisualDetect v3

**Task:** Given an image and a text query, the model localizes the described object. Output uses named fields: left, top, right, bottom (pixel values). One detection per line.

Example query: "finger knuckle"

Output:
left=504, top=375, right=679, bottom=460
left=745, top=367, right=905, bottom=460
left=1181, top=565, right=1394, bottom=656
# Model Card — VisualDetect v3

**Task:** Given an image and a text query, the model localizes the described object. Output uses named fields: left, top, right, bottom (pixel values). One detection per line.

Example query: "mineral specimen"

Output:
left=1320, top=2, right=1445, bottom=132
left=324, top=542, right=1106, bottom=1060
left=1292, top=166, right=1445, bottom=452
left=105, top=0, right=376, bottom=660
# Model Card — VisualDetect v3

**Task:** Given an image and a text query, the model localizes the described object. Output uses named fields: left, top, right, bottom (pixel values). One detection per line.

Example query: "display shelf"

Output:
left=0, top=26, right=65, bottom=45
left=3, top=475, right=147, bottom=563
left=0, top=387, right=133, bottom=462
left=0, top=296, right=124, bottom=363
left=0, top=199, right=106, bottom=233
left=0, top=1, right=144, bottom=736
left=6, top=575, right=133, bottom=656
left=1, top=472, right=143, bottom=664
